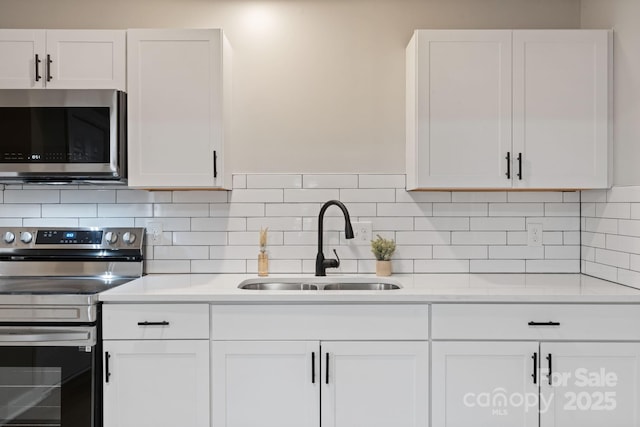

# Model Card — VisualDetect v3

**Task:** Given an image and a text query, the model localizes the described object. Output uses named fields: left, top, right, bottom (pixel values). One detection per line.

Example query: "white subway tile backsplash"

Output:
left=632, top=255, right=640, bottom=272
left=232, top=174, right=247, bottom=189
left=377, top=203, right=432, bottom=217
left=581, top=190, right=607, bottom=203
left=191, top=259, right=247, bottom=273
left=489, top=203, right=544, bottom=217
left=415, top=217, right=469, bottom=231
left=471, top=260, right=525, bottom=273
left=489, top=246, right=544, bottom=259
left=606, top=235, right=640, bottom=255
left=0, top=174, right=585, bottom=275
left=61, top=190, right=115, bottom=204
left=5, top=190, right=59, bottom=204
left=452, top=231, right=506, bottom=245
left=191, top=217, right=246, bottom=231
left=284, top=189, right=339, bottom=203
left=210, top=203, right=265, bottom=217
left=452, top=192, right=507, bottom=203
left=396, top=231, right=450, bottom=245
left=545, top=203, right=580, bottom=217
left=414, top=259, right=469, bottom=273
left=229, top=189, right=283, bottom=203
left=42, top=204, right=94, bottom=218
left=395, top=190, right=451, bottom=203
left=507, top=192, right=564, bottom=203
left=0, top=204, right=40, bottom=218
left=470, top=217, right=525, bottom=231
left=248, top=217, right=303, bottom=231
left=433, top=203, right=488, bottom=217
left=618, top=269, right=640, bottom=289
left=154, top=246, right=209, bottom=260
left=582, top=246, right=596, bottom=262
left=116, top=190, right=172, bottom=203
left=595, top=203, right=631, bottom=219
left=173, top=232, right=227, bottom=246
left=228, top=231, right=284, bottom=246
left=619, top=220, right=640, bottom=237
left=340, top=189, right=395, bottom=203
left=173, top=191, right=228, bottom=203
left=247, top=174, right=302, bottom=189
left=582, top=231, right=606, bottom=248
left=358, top=174, right=405, bottom=189
left=595, top=248, right=630, bottom=269
left=606, top=186, right=640, bottom=203
left=265, top=203, right=320, bottom=217
left=632, top=204, right=640, bottom=220
left=526, top=260, right=579, bottom=273
left=433, top=245, right=487, bottom=259
left=585, top=217, right=618, bottom=234
left=0, top=219, right=22, bottom=226
left=585, top=261, right=618, bottom=282
left=302, top=174, right=358, bottom=189
left=98, top=204, right=151, bottom=218
left=154, top=203, right=209, bottom=218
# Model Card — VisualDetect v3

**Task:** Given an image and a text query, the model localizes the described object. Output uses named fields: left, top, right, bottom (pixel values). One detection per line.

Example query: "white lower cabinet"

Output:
left=211, top=340, right=429, bottom=427
left=432, top=341, right=539, bottom=427
left=103, top=340, right=210, bottom=427
left=102, top=304, right=210, bottom=427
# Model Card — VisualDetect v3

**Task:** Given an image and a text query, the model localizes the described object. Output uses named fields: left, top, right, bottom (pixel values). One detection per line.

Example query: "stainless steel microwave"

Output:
left=0, top=90, right=126, bottom=183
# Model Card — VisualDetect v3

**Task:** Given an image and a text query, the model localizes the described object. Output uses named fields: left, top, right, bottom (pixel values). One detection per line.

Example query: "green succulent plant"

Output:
left=371, top=234, right=396, bottom=261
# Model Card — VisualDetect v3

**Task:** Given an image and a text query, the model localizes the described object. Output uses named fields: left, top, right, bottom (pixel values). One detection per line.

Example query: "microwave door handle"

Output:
left=0, top=329, right=90, bottom=343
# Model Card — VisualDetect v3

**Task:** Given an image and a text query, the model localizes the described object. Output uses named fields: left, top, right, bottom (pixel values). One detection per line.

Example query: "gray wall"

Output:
left=582, top=0, right=640, bottom=186
left=0, top=0, right=581, bottom=174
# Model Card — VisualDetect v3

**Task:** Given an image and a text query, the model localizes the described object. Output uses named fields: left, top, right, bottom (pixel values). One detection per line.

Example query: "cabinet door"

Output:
left=211, top=341, right=319, bottom=427
left=431, top=341, right=538, bottom=427
left=407, top=30, right=512, bottom=189
left=513, top=30, right=612, bottom=189
left=103, top=340, right=210, bottom=427
left=0, top=29, right=45, bottom=88
left=127, top=29, right=230, bottom=189
left=321, top=341, right=428, bottom=427
left=540, top=342, right=640, bottom=427
left=45, top=30, right=125, bottom=90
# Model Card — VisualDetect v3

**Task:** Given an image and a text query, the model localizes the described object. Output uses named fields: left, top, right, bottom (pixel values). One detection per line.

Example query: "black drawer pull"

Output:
left=137, top=321, right=170, bottom=326
left=311, top=352, right=316, bottom=384
left=105, top=352, right=111, bottom=383
left=505, top=152, right=511, bottom=179
left=528, top=321, right=560, bottom=327
left=547, top=353, right=553, bottom=386
left=325, top=353, right=330, bottom=385
left=532, top=352, right=537, bottom=384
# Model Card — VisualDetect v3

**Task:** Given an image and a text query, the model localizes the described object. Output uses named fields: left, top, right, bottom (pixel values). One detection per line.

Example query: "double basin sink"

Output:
left=238, top=277, right=402, bottom=291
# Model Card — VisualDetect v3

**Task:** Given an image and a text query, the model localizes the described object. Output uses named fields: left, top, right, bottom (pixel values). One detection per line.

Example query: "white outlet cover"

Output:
left=146, top=222, right=163, bottom=245
left=527, top=223, right=543, bottom=247
left=351, top=221, right=372, bottom=245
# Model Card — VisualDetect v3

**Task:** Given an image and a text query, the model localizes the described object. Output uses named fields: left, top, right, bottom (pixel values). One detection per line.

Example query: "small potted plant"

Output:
left=371, top=234, right=396, bottom=276
left=258, top=228, right=269, bottom=277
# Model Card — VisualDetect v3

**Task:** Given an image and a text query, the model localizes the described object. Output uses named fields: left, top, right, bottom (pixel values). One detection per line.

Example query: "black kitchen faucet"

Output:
left=315, top=200, right=354, bottom=276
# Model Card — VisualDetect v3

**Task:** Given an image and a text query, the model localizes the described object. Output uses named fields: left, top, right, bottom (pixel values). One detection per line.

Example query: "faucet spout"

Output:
left=315, top=200, right=354, bottom=276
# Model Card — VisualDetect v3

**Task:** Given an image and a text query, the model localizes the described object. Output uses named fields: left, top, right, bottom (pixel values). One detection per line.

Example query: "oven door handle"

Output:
left=0, top=328, right=94, bottom=346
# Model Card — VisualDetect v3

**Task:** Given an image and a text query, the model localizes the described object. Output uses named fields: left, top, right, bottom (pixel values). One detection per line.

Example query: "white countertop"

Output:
left=99, top=273, right=640, bottom=303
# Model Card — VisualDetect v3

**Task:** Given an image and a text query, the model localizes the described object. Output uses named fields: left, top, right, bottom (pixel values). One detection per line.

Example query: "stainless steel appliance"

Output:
left=0, top=90, right=126, bottom=183
left=0, top=227, right=144, bottom=427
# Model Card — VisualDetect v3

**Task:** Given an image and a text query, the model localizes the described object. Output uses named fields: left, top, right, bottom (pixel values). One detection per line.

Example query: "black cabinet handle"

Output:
left=325, top=353, right=330, bottom=385
left=528, top=321, right=560, bottom=327
left=46, top=54, right=52, bottom=82
left=105, top=352, right=111, bottom=383
left=505, top=152, right=511, bottom=179
left=547, top=354, right=553, bottom=386
left=213, top=150, right=218, bottom=178
left=35, top=54, right=41, bottom=82
left=311, top=352, right=316, bottom=384
left=532, top=352, right=537, bottom=384
left=517, top=152, right=523, bottom=180
left=137, top=321, right=170, bottom=326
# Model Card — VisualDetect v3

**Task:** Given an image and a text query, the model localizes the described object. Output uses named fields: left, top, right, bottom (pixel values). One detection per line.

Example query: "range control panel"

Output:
left=0, top=227, right=145, bottom=250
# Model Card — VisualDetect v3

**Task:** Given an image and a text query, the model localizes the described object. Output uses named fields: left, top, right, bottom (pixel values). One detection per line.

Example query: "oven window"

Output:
left=0, top=347, right=94, bottom=427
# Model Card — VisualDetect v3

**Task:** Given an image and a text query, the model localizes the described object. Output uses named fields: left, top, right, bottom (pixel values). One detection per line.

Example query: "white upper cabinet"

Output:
left=512, top=30, right=612, bottom=189
left=407, top=29, right=612, bottom=190
left=127, top=29, right=231, bottom=189
left=0, top=29, right=125, bottom=90
left=406, top=30, right=513, bottom=190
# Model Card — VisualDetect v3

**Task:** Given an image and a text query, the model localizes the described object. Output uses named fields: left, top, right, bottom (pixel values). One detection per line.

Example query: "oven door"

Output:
left=0, top=326, right=98, bottom=427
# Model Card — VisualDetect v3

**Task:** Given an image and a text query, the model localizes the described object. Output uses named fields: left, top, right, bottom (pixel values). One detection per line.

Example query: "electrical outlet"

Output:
left=146, top=222, right=163, bottom=245
left=351, top=221, right=372, bottom=245
left=527, top=223, right=543, bottom=247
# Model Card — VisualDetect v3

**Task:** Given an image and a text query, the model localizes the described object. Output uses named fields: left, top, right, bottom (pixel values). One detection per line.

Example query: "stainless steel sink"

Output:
left=238, top=282, right=319, bottom=291
left=238, top=277, right=402, bottom=291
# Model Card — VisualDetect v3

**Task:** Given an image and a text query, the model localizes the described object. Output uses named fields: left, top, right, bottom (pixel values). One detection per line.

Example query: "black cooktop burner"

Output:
left=0, top=277, right=135, bottom=295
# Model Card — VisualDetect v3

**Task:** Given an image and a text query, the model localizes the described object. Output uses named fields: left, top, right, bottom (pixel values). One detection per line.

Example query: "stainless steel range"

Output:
left=0, top=227, right=144, bottom=427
